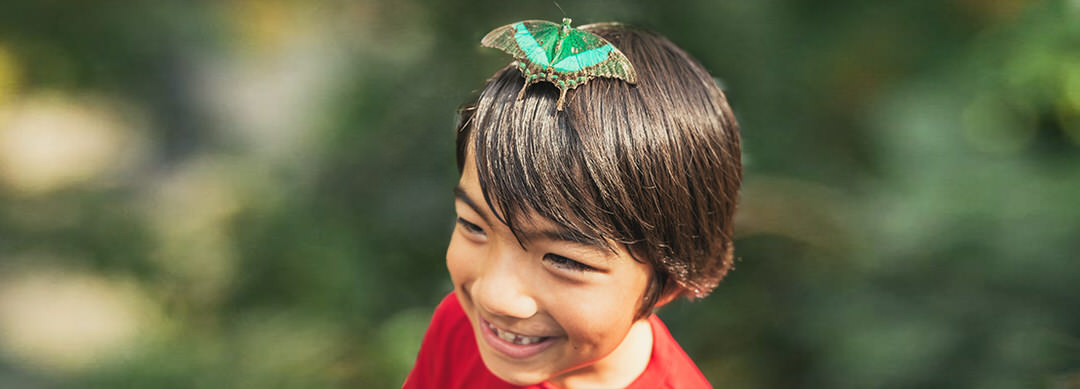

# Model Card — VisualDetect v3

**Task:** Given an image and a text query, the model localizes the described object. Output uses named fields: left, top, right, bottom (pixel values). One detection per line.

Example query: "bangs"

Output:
left=460, top=68, right=624, bottom=250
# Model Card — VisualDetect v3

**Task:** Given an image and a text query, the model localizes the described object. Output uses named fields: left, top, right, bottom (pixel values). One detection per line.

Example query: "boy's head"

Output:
left=447, top=23, right=741, bottom=385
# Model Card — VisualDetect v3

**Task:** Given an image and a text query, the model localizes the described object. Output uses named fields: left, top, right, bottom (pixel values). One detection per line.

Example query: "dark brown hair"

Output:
left=456, top=23, right=742, bottom=318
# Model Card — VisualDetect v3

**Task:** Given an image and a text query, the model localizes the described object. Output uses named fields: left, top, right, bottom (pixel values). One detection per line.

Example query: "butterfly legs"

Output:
left=555, top=86, right=568, bottom=111
left=513, top=78, right=568, bottom=111
left=516, top=80, right=530, bottom=101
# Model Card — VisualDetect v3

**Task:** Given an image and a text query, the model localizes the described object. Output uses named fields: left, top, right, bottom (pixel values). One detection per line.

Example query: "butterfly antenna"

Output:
left=553, top=1, right=567, bottom=18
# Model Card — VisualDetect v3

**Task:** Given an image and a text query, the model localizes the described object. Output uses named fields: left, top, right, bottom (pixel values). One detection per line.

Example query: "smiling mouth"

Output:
left=478, top=317, right=558, bottom=359
left=486, top=321, right=549, bottom=345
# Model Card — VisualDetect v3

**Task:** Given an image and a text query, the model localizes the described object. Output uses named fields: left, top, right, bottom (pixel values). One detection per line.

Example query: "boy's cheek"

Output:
left=445, top=235, right=479, bottom=286
left=559, top=298, right=634, bottom=339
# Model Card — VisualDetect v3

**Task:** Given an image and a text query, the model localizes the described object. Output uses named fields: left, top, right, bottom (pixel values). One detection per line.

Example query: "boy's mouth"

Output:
left=479, top=317, right=558, bottom=359
left=486, top=321, right=548, bottom=345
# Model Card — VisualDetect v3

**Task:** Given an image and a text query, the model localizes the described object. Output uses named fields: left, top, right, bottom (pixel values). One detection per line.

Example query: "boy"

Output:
left=404, top=21, right=741, bottom=389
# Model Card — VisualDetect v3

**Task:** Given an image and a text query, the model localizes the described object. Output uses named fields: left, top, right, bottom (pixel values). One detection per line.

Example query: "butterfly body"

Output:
left=482, top=18, right=637, bottom=110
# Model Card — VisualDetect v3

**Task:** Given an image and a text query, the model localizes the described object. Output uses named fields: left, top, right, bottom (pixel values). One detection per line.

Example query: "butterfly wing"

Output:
left=552, top=45, right=613, bottom=72
left=482, top=20, right=561, bottom=68
left=577, top=46, right=638, bottom=84
left=480, top=22, right=530, bottom=62
left=551, top=28, right=638, bottom=83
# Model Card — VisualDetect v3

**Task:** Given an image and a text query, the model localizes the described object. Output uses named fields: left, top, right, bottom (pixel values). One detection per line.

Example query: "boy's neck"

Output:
left=547, top=317, right=654, bottom=389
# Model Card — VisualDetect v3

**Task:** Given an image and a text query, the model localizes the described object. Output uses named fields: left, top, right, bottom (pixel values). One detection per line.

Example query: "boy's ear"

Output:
left=653, top=284, right=684, bottom=308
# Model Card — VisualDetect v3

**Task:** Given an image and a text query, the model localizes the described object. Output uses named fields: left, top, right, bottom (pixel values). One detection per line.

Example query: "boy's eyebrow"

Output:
left=453, top=185, right=490, bottom=225
left=519, top=227, right=607, bottom=251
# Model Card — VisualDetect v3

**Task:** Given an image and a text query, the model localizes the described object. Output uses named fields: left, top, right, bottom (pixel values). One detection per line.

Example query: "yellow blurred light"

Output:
left=1063, top=59, right=1080, bottom=114
left=0, top=43, right=19, bottom=106
left=142, top=157, right=242, bottom=307
left=0, top=93, right=143, bottom=196
left=198, top=1, right=347, bottom=170
left=231, top=312, right=345, bottom=384
left=1063, top=61, right=1080, bottom=144
left=229, top=0, right=304, bottom=54
left=0, top=265, right=158, bottom=374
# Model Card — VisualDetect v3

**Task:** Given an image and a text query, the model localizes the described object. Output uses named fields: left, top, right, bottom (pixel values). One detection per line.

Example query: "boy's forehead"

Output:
left=458, top=149, right=479, bottom=190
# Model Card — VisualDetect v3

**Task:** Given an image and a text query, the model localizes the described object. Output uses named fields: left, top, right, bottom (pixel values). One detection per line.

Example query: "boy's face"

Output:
left=446, top=153, right=654, bottom=386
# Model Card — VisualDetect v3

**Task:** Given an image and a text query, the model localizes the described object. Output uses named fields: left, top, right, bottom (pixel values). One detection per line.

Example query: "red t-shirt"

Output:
left=402, top=292, right=712, bottom=389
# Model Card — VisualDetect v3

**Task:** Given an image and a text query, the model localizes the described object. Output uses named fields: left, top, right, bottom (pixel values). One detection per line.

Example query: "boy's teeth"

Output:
left=487, top=322, right=545, bottom=345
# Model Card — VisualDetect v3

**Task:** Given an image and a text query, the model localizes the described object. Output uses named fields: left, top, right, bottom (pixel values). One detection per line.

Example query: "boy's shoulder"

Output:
left=632, top=313, right=714, bottom=389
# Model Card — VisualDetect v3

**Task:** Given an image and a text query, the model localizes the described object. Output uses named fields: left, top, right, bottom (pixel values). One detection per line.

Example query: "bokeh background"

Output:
left=0, top=0, right=1077, bottom=388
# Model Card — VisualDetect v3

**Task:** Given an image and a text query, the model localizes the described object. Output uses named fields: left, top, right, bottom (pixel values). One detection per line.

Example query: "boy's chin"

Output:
left=477, top=350, right=553, bottom=386
left=492, top=371, right=545, bottom=387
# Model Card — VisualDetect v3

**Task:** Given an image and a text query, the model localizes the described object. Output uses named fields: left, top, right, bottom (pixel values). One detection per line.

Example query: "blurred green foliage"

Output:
left=0, top=0, right=1077, bottom=388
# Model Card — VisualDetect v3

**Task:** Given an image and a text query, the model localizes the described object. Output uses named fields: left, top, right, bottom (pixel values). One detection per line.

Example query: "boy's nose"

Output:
left=473, top=257, right=538, bottom=319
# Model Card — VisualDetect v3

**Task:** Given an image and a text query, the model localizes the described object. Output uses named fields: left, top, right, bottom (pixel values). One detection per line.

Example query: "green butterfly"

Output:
left=482, top=18, right=638, bottom=111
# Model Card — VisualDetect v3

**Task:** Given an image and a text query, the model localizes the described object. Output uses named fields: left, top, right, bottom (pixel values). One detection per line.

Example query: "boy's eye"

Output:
left=457, top=217, right=486, bottom=236
left=543, top=254, right=593, bottom=272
